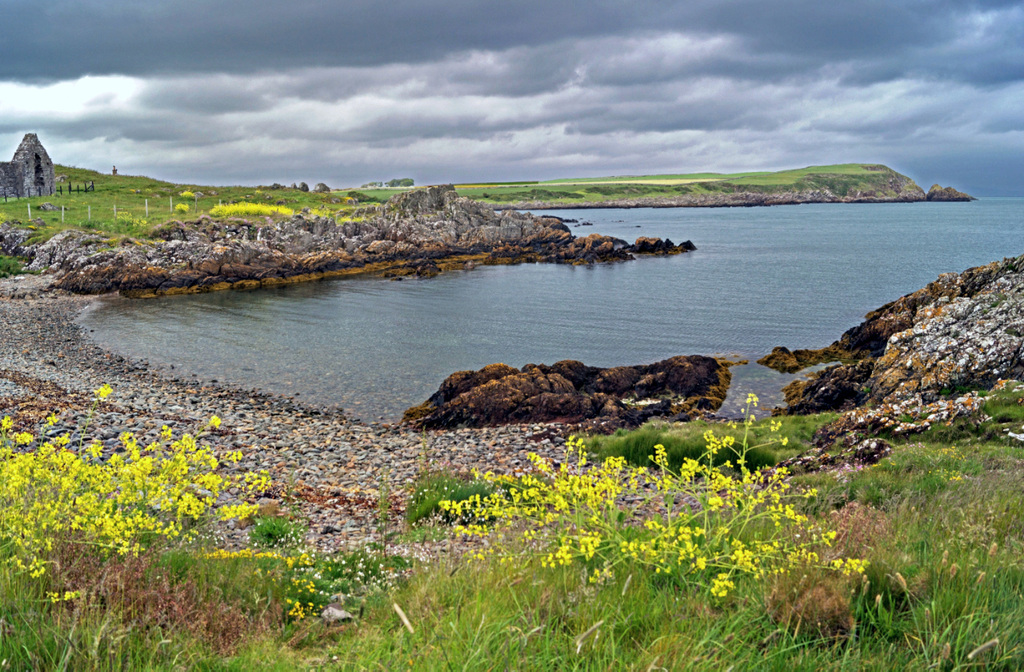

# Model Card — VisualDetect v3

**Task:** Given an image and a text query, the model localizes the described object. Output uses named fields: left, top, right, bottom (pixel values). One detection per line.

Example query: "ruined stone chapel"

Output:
left=0, top=133, right=55, bottom=198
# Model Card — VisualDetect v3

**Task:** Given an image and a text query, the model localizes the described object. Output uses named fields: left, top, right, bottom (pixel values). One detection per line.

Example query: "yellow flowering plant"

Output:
left=0, top=386, right=268, bottom=578
left=441, top=394, right=866, bottom=600
left=209, top=203, right=295, bottom=218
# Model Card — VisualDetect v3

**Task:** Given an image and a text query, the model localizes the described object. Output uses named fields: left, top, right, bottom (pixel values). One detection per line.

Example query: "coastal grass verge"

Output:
left=4, top=385, right=1024, bottom=668
left=327, top=404, right=1024, bottom=669
left=0, top=165, right=370, bottom=244
left=583, top=410, right=835, bottom=471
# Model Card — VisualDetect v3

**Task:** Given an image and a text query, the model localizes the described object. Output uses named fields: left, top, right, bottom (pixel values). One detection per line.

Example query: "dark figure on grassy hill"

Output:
left=0, top=133, right=55, bottom=198
left=112, top=166, right=117, bottom=176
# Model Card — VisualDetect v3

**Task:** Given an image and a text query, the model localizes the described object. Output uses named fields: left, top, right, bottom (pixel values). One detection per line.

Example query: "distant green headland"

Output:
left=450, top=164, right=974, bottom=209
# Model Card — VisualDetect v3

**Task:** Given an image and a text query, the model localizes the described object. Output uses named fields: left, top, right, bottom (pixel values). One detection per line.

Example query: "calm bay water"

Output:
left=78, top=199, right=1023, bottom=420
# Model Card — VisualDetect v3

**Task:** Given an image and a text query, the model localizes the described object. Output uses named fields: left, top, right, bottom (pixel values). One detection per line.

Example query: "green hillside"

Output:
left=0, top=166, right=375, bottom=243
left=454, top=164, right=918, bottom=205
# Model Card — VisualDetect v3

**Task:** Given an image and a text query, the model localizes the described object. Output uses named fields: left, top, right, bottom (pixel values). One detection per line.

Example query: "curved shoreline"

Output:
left=0, top=285, right=569, bottom=553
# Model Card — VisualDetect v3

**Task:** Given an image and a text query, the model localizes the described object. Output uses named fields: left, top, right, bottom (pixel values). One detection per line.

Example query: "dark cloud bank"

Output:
left=1, top=0, right=1021, bottom=194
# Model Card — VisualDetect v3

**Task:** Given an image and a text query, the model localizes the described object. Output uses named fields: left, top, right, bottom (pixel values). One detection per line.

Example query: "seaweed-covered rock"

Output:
left=403, top=355, right=731, bottom=431
left=776, top=361, right=874, bottom=416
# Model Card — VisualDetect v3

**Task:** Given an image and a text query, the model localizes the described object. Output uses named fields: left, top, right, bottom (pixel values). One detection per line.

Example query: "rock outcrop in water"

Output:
left=768, top=253, right=1024, bottom=414
left=14, top=186, right=693, bottom=296
left=926, top=184, right=975, bottom=202
left=403, top=355, right=732, bottom=431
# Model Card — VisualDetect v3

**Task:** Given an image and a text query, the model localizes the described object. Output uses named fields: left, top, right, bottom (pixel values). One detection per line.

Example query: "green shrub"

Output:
left=407, top=470, right=495, bottom=525
left=248, top=516, right=306, bottom=549
left=0, top=255, right=23, bottom=278
left=593, top=426, right=777, bottom=472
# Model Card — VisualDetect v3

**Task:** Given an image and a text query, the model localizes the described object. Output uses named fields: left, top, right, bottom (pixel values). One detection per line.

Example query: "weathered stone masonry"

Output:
left=0, top=133, right=55, bottom=198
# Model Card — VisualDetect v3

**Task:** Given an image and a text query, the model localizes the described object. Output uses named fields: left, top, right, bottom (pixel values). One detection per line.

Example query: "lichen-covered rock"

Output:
left=773, top=437, right=893, bottom=476
left=774, top=254, right=1024, bottom=413
left=0, top=222, right=33, bottom=258
left=812, top=392, right=988, bottom=444
left=404, top=355, right=731, bottom=430
left=868, top=272, right=1024, bottom=401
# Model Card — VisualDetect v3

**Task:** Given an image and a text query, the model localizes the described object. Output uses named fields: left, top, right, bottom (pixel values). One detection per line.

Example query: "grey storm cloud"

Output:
left=0, top=0, right=1022, bottom=193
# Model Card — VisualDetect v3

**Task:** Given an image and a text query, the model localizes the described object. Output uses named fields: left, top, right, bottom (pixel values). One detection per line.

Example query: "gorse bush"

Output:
left=209, top=203, right=295, bottom=218
left=441, top=395, right=867, bottom=599
left=0, top=385, right=268, bottom=579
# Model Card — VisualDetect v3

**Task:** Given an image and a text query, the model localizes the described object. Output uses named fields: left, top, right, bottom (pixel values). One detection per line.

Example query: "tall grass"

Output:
left=0, top=255, right=23, bottom=278
left=585, top=413, right=832, bottom=472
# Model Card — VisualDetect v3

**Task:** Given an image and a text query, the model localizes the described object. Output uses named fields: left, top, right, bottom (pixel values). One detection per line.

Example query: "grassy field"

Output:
left=0, top=166, right=384, bottom=244
left=3, top=383, right=1024, bottom=669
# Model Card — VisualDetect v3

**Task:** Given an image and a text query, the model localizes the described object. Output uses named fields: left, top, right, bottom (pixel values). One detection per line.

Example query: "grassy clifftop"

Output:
left=453, top=163, right=925, bottom=207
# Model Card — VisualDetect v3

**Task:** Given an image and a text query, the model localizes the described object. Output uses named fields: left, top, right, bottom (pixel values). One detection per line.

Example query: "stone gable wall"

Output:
left=0, top=133, right=55, bottom=198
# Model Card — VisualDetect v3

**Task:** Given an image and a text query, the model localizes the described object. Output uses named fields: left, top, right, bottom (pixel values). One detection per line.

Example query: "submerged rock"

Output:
left=403, top=355, right=732, bottom=431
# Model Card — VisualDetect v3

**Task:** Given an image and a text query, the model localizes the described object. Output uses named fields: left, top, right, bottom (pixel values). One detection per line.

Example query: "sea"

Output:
left=77, top=199, right=1023, bottom=421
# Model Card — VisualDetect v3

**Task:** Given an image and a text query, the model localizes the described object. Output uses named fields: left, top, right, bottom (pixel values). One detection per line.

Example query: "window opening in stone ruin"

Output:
left=34, top=153, right=45, bottom=193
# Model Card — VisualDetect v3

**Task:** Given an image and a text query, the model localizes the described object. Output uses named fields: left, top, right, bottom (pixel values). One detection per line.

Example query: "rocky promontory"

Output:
left=766, top=253, right=1024, bottom=414
left=403, top=355, right=732, bottom=431
left=0, top=186, right=694, bottom=297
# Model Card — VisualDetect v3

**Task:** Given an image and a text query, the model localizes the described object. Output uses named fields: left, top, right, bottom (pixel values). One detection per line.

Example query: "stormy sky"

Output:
left=1, top=0, right=1022, bottom=194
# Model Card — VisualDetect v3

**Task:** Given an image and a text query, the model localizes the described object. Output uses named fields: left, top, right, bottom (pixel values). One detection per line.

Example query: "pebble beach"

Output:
left=0, top=274, right=568, bottom=554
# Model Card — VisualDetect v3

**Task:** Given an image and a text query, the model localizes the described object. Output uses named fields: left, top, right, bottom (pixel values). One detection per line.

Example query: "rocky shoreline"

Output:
left=1, top=185, right=693, bottom=298
left=764, top=252, right=1024, bottom=414
left=0, top=282, right=574, bottom=556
